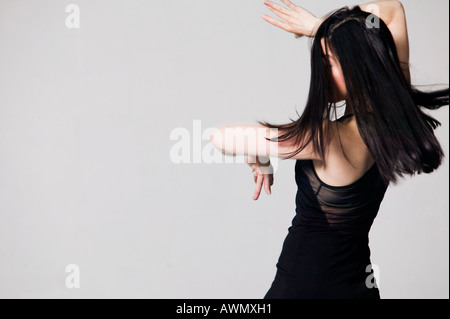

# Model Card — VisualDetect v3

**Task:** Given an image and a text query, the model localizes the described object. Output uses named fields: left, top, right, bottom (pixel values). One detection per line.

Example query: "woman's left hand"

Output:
left=246, top=155, right=274, bottom=201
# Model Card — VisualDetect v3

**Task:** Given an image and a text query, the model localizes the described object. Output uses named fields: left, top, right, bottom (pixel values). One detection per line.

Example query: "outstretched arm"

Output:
left=210, top=124, right=320, bottom=160
left=210, top=124, right=320, bottom=200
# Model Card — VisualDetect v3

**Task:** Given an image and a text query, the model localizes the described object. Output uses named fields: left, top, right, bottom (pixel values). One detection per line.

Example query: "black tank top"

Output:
left=293, top=159, right=389, bottom=231
left=264, top=160, right=390, bottom=299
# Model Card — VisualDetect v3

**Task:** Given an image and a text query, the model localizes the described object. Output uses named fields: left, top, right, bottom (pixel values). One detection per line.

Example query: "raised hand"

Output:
left=262, top=0, right=323, bottom=38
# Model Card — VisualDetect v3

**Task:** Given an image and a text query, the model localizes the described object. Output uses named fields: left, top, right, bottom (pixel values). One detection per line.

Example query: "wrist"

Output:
left=310, top=17, right=324, bottom=37
left=258, top=156, right=271, bottom=167
left=294, top=17, right=324, bottom=39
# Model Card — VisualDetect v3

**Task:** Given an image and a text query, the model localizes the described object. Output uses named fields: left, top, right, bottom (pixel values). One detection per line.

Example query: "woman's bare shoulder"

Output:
left=313, top=117, right=376, bottom=187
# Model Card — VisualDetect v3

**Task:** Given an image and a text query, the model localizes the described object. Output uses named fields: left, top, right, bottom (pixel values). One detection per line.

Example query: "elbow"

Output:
left=392, top=0, right=405, bottom=14
left=210, top=128, right=220, bottom=148
left=210, top=127, right=225, bottom=152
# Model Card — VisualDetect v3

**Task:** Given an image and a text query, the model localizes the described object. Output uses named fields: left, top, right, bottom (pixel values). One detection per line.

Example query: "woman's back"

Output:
left=313, top=115, right=377, bottom=188
left=265, top=114, right=389, bottom=299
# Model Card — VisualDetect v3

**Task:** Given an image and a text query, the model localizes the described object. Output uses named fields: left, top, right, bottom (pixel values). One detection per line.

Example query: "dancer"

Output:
left=210, top=0, right=448, bottom=299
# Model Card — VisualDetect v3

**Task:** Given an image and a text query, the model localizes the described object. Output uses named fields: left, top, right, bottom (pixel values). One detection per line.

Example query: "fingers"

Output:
left=261, top=14, right=292, bottom=33
left=280, top=0, right=298, bottom=10
left=264, top=174, right=272, bottom=195
left=254, top=174, right=264, bottom=201
left=248, top=155, right=274, bottom=200
left=264, top=0, right=292, bottom=17
left=262, top=0, right=296, bottom=32
left=253, top=171, right=274, bottom=200
left=264, top=5, right=291, bottom=23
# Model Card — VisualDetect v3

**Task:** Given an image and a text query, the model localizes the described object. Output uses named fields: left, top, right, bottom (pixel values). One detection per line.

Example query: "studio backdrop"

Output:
left=0, top=0, right=448, bottom=298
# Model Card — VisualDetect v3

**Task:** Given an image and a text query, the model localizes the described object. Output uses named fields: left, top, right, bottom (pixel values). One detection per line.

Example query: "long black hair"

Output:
left=259, top=6, right=449, bottom=186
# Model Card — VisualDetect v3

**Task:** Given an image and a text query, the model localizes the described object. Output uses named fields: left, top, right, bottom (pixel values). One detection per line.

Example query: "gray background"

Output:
left=0, top=0, right=448, bottom=299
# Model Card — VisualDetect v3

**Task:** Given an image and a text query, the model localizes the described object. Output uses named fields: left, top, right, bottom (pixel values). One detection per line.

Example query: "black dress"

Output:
left=264, top=157, right=389, bottom=299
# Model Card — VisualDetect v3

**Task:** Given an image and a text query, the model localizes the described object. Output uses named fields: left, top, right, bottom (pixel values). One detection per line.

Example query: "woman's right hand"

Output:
left=262, top=0, right=323, bottom=38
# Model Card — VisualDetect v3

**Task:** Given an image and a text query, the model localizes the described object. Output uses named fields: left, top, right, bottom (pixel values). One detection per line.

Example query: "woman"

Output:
left=210, top=0, right=448, bottom=299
